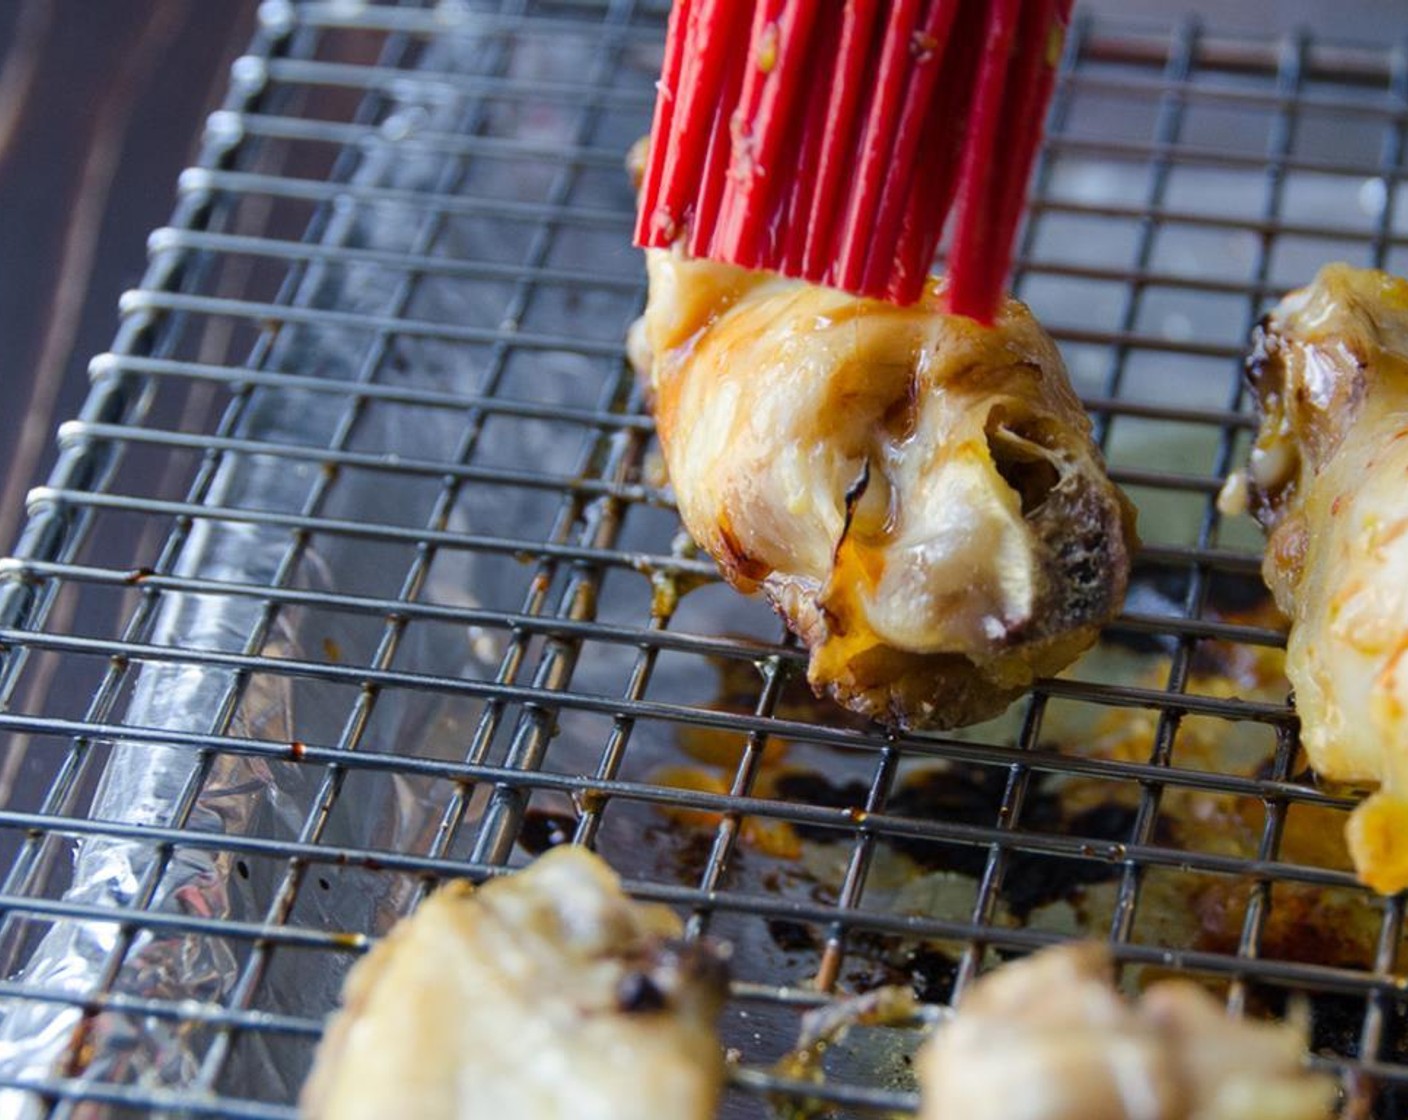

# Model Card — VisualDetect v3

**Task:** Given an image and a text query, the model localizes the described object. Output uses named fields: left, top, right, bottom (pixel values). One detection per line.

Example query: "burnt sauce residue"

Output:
left=1251, top=984, right=1408, bottom=1118
left=519, top=809, right=577, bottom=856
left=641, top=577, right=1405, bottom=1103
left=773, top=767, right=1147, bottom=920
left=845, top=934, right=960, bottom=1004
left=763, top=919, right=959, bottom=1005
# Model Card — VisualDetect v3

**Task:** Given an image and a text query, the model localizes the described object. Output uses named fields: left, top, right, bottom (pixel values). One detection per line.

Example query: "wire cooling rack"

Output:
left=0, top=1, right=1407, bottom=1116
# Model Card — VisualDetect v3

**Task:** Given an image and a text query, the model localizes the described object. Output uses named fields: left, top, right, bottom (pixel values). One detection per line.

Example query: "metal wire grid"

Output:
left=0, top=0, right=1403, bottom=1115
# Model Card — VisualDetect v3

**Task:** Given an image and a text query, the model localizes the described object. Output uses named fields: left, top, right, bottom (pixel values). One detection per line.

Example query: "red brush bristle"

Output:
left=710, top=0, right=782, bottom=263
left=833, top=0, right=923, bottom=294
left=686, top=23, right=746, bottom=259
left=991, top=1, right=1069, bottom=271
left=746, top=13, right=816, bottom=271
left=946, top=0, right=1071, bottom=320
left=716, top=1, right=820, bottom=267
left=637, top=0, right=1071, bottom=324
left=887, top=0, right=984, bottom=303
left=645, top=0, right=747, bottom=244
left=779, top=12, right=839, bottom=275
left=942, top=0, right=1023, bottom=319
left=859, top=0, right=962, bottom=297
left=801, top=0, right=882, bottom=284
left=632, top=0, right=690, bottom=243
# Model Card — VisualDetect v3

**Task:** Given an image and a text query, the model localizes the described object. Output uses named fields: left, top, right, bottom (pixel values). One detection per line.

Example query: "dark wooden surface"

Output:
left=0, top=0, right=257, bottom=551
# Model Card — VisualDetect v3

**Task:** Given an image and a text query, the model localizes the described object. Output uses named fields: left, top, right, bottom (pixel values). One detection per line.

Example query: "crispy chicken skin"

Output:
left=635, top=247, right=1136, bottom=728
left=918, top=943, right=1334, bottom=1120
left=300, top=847, right=727, bottom=1120
left=1236, top=264, right=1408, bottom=894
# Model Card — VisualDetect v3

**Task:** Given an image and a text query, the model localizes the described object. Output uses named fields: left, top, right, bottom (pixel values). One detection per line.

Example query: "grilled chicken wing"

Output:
left=635, top=248, right=1136, bottom=729
left=918, top=943, right=1333, bottom=1120
left=300, top=847, right=728, bottom=1120
left=1233, top=264, right=1408, bottom=894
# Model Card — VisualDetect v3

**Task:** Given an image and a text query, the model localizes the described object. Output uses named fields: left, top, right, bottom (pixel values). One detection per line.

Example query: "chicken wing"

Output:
left=300, top=847, right=728, bottom=1120
left=918, top=942, right=1333, bottom=1120
left=635, top=248, right=1136, bottom=729
left=1234, top=263, right=1408, bottom=893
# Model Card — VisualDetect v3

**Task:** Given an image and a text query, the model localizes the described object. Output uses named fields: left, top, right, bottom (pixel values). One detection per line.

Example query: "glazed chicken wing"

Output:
left=1234, top=263, right=1408, bottom=893
left=635, top=248, right=1136, bottom=729
left=918, top=943, right=1333, bottom=1120
left=300, top=847, right=727, bottom=1120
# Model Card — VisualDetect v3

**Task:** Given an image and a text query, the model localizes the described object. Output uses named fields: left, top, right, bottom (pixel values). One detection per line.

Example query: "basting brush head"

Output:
left=634, top=0, right=1072, bottom=324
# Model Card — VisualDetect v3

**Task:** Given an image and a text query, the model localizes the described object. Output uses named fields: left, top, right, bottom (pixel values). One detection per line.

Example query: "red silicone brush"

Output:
left=634, top=0, right=1073, bottom=323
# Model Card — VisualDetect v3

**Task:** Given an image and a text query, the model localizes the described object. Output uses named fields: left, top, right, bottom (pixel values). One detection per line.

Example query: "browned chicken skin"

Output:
left=1230, top=264, right=1408, bottom=893
left=634, top=248, right=1137, bottom=729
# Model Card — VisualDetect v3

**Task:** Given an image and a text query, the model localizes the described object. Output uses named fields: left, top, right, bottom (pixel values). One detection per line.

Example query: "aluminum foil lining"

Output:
left=0, top=14, right=662, bottom=1115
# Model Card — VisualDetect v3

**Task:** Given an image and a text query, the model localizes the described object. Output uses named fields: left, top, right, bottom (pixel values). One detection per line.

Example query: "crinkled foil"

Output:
left=0, top=14, right=666, bottom=1115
